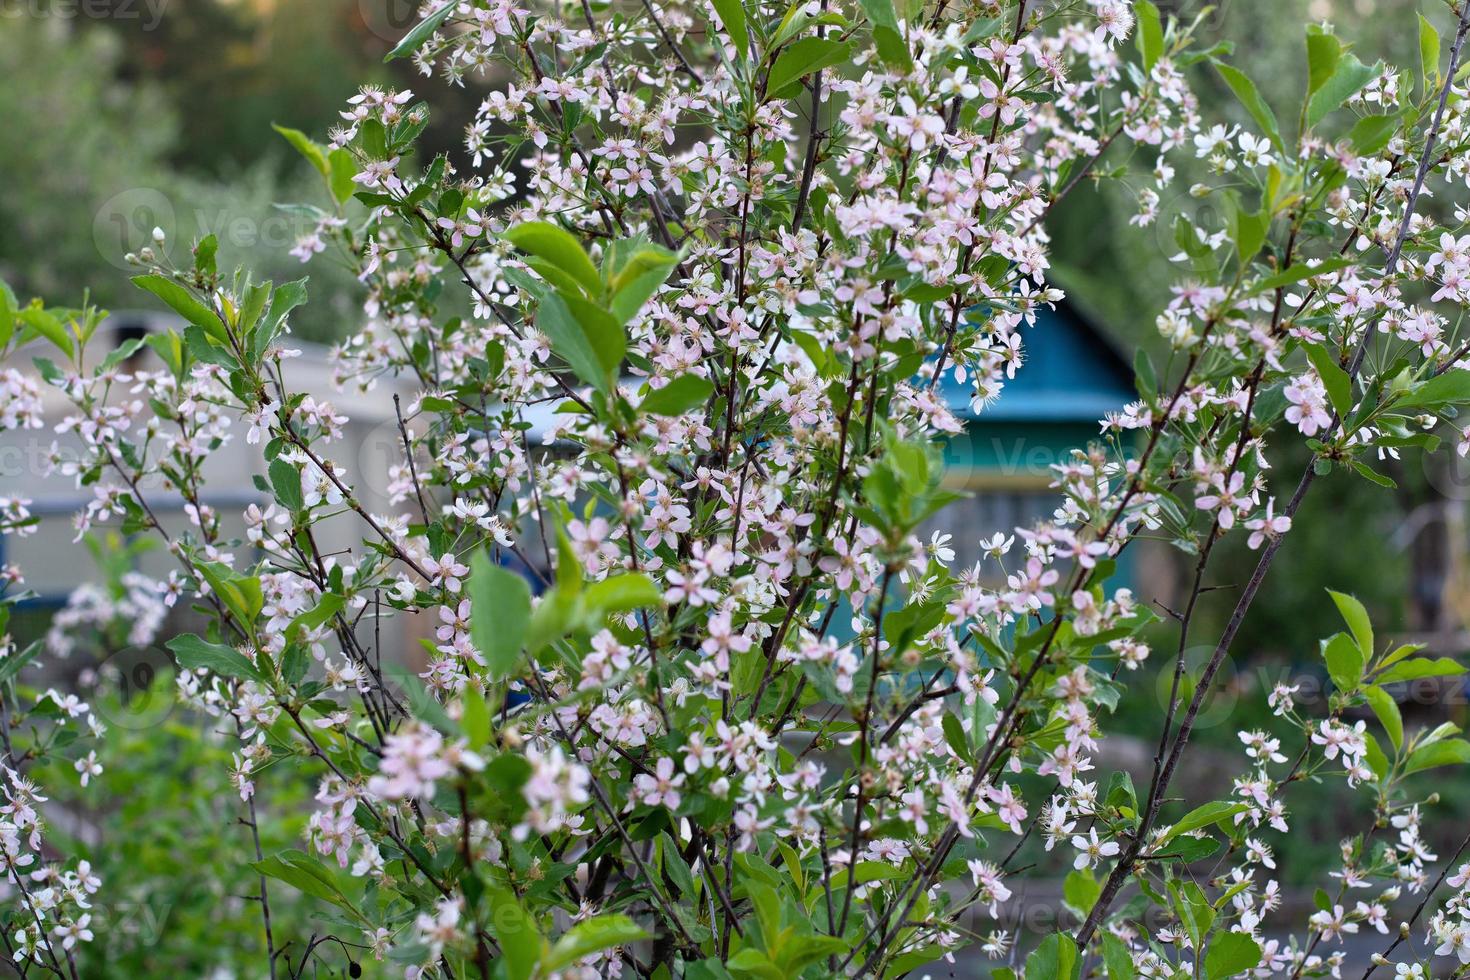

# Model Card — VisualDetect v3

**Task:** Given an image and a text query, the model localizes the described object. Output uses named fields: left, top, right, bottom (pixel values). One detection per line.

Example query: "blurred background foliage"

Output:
left=0, top=0, right=483, bottom=343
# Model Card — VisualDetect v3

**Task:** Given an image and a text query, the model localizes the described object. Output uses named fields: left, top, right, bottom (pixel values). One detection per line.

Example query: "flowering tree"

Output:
left=7, top=0, right=1470, bottom=975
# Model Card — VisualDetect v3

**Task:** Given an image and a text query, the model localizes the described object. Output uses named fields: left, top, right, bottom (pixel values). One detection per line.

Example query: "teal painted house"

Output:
left=921, top=301, right=1136, bottom=571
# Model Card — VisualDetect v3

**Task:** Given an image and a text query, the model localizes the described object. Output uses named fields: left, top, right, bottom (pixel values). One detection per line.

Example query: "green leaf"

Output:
left=775, top=933, right=847, bottom=975
left=726, top=949, right=777, bottom=977
left=562, top=292, right=626, bottom=377
left=608, top=245, right=679, bottom=324
left=1376, top=656, right=1466, bottom=684
left=1305, top=345, right=1352, bottom=418
left=1364, top=730, right=1390, bottom=781
left=1348, top=114, right=1400, bottom=155
left=1327, top=589, right=1373, bottom=658
left=328, top=148, right=357, bottom=206
left=281, top=645, right=306, bottom=687
left=1420, top=721, right=1463, bottom=747
left=506, top=221, right=602, bottom=296
left=1420, top=14, right=1441, bottom=90
left=1106, top=769, right=1138, bottom=812
left=522, top=258, right=589, bottom=300
left=194, top=235, right=218, bottom=278
left=238, top=278, right=272, bottom=336
left=1101, top=933, right=1136, bottom=980
left=1349, top=458, right=1396, bottom=489
left=858, top=0, right=912, bottom=74
left=827, top=860, right=908, bottom=891
left=461, top=687, right=492, bottom=748
left=132, top=274, right=222, bottom=338
left=544, top=915, right=648, bottom=972
left=1403, top=738, right=1470, bottom=775
left=269, top=459, right=304, bottom=512
left=1205, top=932, right=1261, bottom=979
left=469, top=553, right=531, bottom=682
left=385, top=1, right=456, bottom=62
left=1306, top=53, right=1379, bottom=129
left=555, top=526, right=582, bottom=596
left=1156, top=802, right=1247, bottom=846
left=1215, top=62, right=1282, bottom=151
left=358, top=119, right=389, bottom=159
left=0, top=279, right=17, bottom=349
left=1171, top=881, right=1216, bottom=948
left=584, top=574, right=662, bottom=616
left=235, top=573, right=265, bottom=626
left=1396, top=369, right=1470, bottom=411
left=253, top=850, right=366, bottom=923
left=144, top=329, right=183, bottom=375
left=1063, top=869, right=1101, bottom=915
left=1305, top=26, right=1341, bottom=97
left=882, top=945, right=947, bottom=978
left=1134, top=0, right=1163, bottom=70
left=766, top=38, right=850, bottom=97
left=791, top=329, right=838, bottom=378
left=1158, top=835, right=1221, bottom=864
left=1252, top=256, right=1356, bottom=292
left=1323, top=632, right=1365, bottom=692
left=537, top=291, right=617, bottom=394
left=259, top=277, right=308, bottom=357
left=640, top=374, right=715, bottom=416
left=167, top=634, right=263, bottom=683
left=272, top=123, right=328, bottom=176
left=0, top=640, right=40, bottom=686
left=1230, top=199, right=1269, bottom=265
left=1134, top=348, right=1158, bottom=400
left=1025, top=934, right=1079, bottom=980
left=746, top=878, right=781, bottom=941
left=1363, top=685, right=1402, bottom=751
left=942, top=711, right=970, bottom=763
left=711, top=0, right=749, bottom=61
left=16, top=308, right=72, bottom=358
left=288, top=593, right=345, bottom=638
left=770, top=841, right=805, bottom=897
left=486, top=885, right=543, bottom=980
left=1379, top=642, right=1424, bottom=671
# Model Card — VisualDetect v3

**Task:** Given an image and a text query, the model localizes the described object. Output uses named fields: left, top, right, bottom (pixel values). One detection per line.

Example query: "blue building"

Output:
left=922, top=301, right=1136, bottom=571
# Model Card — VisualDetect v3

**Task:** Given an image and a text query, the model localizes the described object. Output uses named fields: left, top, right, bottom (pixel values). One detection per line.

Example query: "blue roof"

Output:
left=938, top=302, right=1135, bottom=423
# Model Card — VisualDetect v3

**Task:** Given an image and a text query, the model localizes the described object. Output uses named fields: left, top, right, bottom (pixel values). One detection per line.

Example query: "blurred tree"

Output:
left=110, top=0, right=364, bottom=175
left=0, top=13, right=373, bottom=341
left=88, top=0, right=489, bottom=176
left=0, top=19, right=176, bottom=307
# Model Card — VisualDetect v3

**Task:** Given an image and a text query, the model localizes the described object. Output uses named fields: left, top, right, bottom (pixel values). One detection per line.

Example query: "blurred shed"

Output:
left=923, top=301, right=1140, bottom=574
left=0, top=311, right=428, bottom=654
